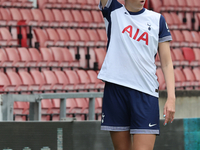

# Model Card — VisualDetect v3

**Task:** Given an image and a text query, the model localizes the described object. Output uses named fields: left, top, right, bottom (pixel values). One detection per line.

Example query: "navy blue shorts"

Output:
left=101, top=82, right=160, bottom=135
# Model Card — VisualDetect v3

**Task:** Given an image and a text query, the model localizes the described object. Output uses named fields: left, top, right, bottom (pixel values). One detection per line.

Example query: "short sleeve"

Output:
left=99, top=0, right=122, bottom=20
left=159, top=15, right=172, bottom=43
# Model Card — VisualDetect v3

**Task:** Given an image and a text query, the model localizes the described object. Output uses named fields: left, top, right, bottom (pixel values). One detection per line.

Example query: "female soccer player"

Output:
left=98, top=0, right=176, bottom=149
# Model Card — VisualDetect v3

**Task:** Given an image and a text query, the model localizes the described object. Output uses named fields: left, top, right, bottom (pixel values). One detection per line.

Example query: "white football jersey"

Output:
left=97, top=0, right=172, bottom=97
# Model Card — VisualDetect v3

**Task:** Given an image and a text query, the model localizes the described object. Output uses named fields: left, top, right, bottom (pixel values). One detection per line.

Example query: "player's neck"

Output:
left=125, top=2, right=144, bottom=12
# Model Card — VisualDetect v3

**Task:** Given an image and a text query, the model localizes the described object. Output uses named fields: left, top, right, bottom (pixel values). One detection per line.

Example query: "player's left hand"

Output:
left=163, top=97, right=175, bottom=126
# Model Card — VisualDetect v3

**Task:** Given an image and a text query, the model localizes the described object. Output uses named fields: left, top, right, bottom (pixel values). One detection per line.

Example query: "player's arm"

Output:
left=100, top=0, right=109, bottom=8
left=158, top=41, right=175, bottom=126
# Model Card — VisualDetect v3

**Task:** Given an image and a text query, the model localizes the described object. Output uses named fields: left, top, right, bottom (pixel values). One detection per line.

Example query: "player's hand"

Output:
left=163, top=97, right=175, bottom=126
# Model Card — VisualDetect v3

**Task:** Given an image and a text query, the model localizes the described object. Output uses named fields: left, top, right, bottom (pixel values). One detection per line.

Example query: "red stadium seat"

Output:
left=31, top=9, right=49, bottom=27
left=67, top=0, right=80, bottom=9
left=192, top=68, right=200, bottom=89
left=33, top=28, right=54, bottom=47
left=81, top=10, right=96, bottom=28
left=42, top=9, right=59, bottom=27
left=86, top=29, right=106, bottom=47
left=37, top=0, right=52, bottom=9
left=170, top=30, right=184, bottom=47
left=45, top=28, right=65, bottom=46
left=9, top=8, right=23, bottom=21
left=64, top=70, right=85, bottom=91
left=13, top=101, right=29, bottom=121
left=20, top=9, right=37, bottom=26
left=182, top=30, right=197, bottom=47
left=156, top=68, right=166, bottom=90
left=29, top=69, right=52, bottom=92
left=172, top=48, right=189, bottom=67
left=149, top=0, right=161, bottom=12
left=193, top=48, right=200, bottom=61
left=182, top=67, right=198, bottom=89
left=86, top=70, right=105, bottom=90
left=6, top=71, right=29, bottom=92
left=176, top=0, right=190, bottom=11
left=0, top=72, right=16, bottom=93
left=50, top=47, right=71, bottom=68
left=174, top=68, right=189, bottom=90
left=191, top=31, right=200, bottom=47
left=40, top=48, right=59, bottom=68
left=170, top=12, right=187, bottom=30
left=76, top=29, right=93, bottom=46
left=181, top=47, right=200, bottom=67
left=19, top=0, right=33, bottom=8
left=52, top=9, right=67, bottom=27
left=53, top=70, right=75, bottom=92
left=0, top=48, right=14, bottom=68
left=41, top=99, right=53, bottom=121
left=0, top=0, right=12, bottom=7
left=90, top=10, right=105, bottom=28
left=53, top=70, right=69, bottom=87
left=96, top=29, right=107, bottom=45
left=66, top=29, right=83, bottom=46
left=94, top=48, right=106, bottom=69
left=18, top=70, right=41, bottom=92
left=68, top=47, right=87, bottom=68
left=28, top=48, right=50, bottom=68
left=0, top=8, right=16, bottom=25
left=61, top=10, right=77, bottom=28
left=56, top=28, right=70, bottom=46
left=71, top=10, right=86, bottom=28
left=73, top=98, right=89, bottom=120
left=185, top=0, right=198, bottom=11
left=4, top=48, right=27, bottom=68
left=60, top=48, right=79, bottom=68
left=0, top=28, right=18, bottom=46
left=17, top=48, right=38, bottom=67
left=42, top=70, right=64, bottom=91
left=76, top=70, right=96, bottom=90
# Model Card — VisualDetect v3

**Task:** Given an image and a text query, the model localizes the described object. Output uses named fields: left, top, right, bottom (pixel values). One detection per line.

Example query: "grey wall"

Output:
left=0, top=120, right=191, bottom=150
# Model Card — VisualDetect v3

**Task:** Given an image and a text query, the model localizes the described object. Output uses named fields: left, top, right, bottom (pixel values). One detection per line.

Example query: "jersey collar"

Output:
left=127, top=8, right=145, bottom=15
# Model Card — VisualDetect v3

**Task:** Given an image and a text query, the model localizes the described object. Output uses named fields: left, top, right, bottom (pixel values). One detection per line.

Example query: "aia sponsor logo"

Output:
left=122, top=25, right=149, bottom=46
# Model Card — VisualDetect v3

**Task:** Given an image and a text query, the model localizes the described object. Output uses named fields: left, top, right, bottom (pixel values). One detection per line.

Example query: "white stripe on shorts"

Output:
left=101, top=126, right=130, bottom=131
left=130, top=129, right=159, bottom=135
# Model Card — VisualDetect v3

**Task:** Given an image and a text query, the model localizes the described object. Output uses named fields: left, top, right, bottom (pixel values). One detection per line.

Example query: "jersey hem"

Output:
left=97, top=77, right=159, bottom=98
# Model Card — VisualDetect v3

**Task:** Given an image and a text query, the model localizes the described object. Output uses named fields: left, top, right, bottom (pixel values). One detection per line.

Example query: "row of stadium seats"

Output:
left=5, top=65, right=200, bottom=121
left=156, top=67, right=200, bottom=90
left=1, top=68, right=104, bottom=121
left=150, top=0, right=200, bottom=12
left=0, top=0, right=33, bottom=8
left=31, top=28, right=200, bottom=49
left=0, top=47, right=106, bottom=70
left=14, top=97, right=102, bottom=121
left=0, top=27, right=18, bottom=46
left=155, top=47, right=200, bottom=68
left=162, top=12, right=200, bottom=31
left=170, top=30, right=200, bottom=48
left=37, top=0, right=99, bottom=10
left=0, top=69, right=104, bottom=94
left=0, top=8, right=104, bottom=28
left=33, top=28, right=107, bottom=48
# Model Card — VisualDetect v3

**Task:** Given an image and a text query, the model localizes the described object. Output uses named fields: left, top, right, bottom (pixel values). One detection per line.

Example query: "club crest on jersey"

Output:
left=122, top=25, right=149, bottom=45
left=147, top=23, right=151, bottom=31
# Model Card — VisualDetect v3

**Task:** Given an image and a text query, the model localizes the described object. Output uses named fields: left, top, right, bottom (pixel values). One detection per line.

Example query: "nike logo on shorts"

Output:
left=149, top=123, right=157, bottom=127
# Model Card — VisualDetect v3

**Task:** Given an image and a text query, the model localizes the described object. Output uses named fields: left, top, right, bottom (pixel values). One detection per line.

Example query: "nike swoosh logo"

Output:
left=149, top=123, right=157, bottom=127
